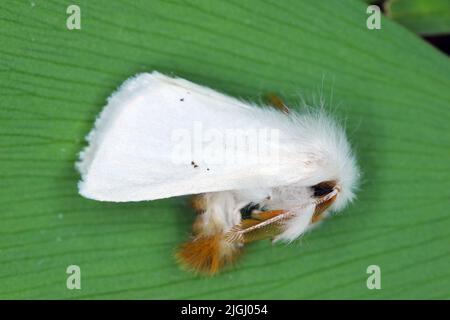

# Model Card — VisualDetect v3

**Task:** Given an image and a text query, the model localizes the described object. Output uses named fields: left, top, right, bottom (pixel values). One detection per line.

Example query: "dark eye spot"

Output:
left=312, top=181, right=336, bottom=197
left=240, top=202, right=260, bottom=219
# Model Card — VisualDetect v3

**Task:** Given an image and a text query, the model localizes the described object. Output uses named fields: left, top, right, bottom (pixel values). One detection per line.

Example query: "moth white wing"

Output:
left=77, top=72, right=322, bottom=202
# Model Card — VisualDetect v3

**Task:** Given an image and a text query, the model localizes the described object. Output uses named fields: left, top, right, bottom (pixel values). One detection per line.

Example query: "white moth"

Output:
left=76, top=72, right=360, bottom=274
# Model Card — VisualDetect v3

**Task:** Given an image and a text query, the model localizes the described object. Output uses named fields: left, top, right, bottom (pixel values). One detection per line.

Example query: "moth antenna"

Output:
left=225, top=210, right=292, bottom=244
left=224, top=226, right=245, bottom=243
left=175, top=234, right=241, bottom=275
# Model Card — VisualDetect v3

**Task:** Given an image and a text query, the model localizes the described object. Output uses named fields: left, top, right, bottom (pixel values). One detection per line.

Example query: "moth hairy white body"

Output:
left=76, top=71, right=359, bottom=273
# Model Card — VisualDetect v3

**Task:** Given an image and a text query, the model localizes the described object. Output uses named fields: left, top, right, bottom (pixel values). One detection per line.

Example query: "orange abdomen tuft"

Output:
left=176, top=234, right=241, bottom=275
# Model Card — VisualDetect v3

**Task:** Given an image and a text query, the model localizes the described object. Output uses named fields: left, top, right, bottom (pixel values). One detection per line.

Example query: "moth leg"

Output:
left=250, top=209, right=285, bottom=221
left=190, top=194, right=209, bottom=235
left=190, top=194, right=206, bottom=214
left=311, top=212, right=327, bottom=224
left=237, top=209, right=286, bottom=231
left=227, top=209, right=287, bottom=244
left=311, top=193, right=337, bottom=224
left=265, top=93, right=290, bottom=114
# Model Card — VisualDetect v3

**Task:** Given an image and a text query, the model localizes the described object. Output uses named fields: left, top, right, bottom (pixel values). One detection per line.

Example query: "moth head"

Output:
left=226, top=111, right=360, bottom=244
left=310, top=138, right=360, bottom=209
left=305, top=110, right=361, bottom=214
left=316, top=146, right=360, bottom=214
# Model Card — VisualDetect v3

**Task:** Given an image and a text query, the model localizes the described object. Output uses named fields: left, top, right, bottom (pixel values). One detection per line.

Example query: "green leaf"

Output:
left=0, top=0, right=449, bottom=299
left=386, top=0, right=450, bottom=35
